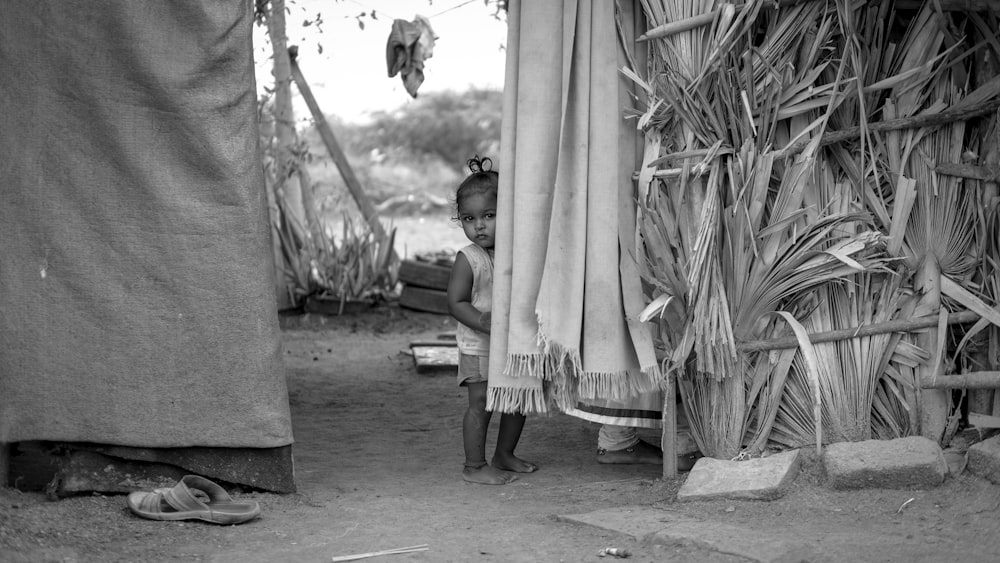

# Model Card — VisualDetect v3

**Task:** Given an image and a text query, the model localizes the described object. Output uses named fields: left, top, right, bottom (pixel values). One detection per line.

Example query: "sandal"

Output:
left=127, top=475, right=261, bottom=525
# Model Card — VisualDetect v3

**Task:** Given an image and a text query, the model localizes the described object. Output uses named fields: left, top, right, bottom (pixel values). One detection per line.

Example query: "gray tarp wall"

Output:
left=0, top=0, right=293, bottom=450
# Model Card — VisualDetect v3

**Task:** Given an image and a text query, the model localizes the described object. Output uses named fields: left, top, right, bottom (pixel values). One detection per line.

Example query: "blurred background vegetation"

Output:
left=302, top=87, right=501, bottom=223
left=255, top=0, right=506, bottom=309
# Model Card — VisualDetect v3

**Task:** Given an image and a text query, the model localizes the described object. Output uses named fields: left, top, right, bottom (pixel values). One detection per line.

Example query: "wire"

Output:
left=343, top=0, right=485, bottom=21
left=428, top=0, right=480, bottom=18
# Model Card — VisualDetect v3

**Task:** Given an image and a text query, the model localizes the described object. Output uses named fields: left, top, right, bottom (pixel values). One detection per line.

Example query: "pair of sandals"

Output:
left=127, top=475, right=261, bottom=525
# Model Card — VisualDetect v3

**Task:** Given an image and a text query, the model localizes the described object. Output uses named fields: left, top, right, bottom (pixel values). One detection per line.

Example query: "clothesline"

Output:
left=342, top=0, right=485, bottom=23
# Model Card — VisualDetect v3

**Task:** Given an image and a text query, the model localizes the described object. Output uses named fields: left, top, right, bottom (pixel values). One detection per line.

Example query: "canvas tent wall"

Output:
left=0, top=0, right=294, bottom=491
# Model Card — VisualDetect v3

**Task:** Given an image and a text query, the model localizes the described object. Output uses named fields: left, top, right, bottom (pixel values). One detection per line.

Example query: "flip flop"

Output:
left=127, top=475, right=261, bottom=525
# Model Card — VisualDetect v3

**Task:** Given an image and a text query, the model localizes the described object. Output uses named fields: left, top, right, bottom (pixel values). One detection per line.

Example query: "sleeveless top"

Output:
left=456, top=244, right=493, bottom=356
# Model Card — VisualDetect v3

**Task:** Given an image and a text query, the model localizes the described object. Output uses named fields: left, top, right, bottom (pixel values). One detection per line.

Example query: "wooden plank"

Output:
left=968, top=412, right=1000, bottom=429
left=410, top=344, right=459, bottom=373
left=398, top=259, right=452, bottom=291
left=409, top=339, right=457, bottom=348
left=399, top=285, right=450, bottom=315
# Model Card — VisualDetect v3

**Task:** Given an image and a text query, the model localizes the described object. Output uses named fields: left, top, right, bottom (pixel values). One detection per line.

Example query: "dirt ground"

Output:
left=3, top=302, right=1000, bottom=562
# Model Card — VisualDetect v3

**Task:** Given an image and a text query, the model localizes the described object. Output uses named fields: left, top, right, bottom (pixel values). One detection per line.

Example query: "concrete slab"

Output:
left=677, top=449, right=800, bottom=501
left=555, top=505, right=675, bottom=540
left=556, top=505, right=960, bottom=563
left=822, top=436, right=946, bottom=490
left=557, top=506, right=809, bottom=562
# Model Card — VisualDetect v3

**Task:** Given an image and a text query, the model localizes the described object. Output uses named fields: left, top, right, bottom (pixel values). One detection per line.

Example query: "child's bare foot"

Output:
left=492, top=453, right=538, bottom=473
left=596, top=440, right=662, bottom=464
left=463, top=463, right=517, bottom=485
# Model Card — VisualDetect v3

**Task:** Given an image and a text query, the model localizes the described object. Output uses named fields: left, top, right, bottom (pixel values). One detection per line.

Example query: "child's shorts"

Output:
left=458, top=352, right=488, bottom=386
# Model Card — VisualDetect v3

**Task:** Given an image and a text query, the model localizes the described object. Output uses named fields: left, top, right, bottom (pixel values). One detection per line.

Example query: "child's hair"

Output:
left=454, top=155, right=499, bottom=215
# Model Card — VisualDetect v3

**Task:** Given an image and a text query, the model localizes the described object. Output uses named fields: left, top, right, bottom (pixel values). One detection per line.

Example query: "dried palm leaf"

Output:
left=770, top=270, right=908, bottom=449
left=634, top=0, right=891, bottom=458
left=634, top=0, right=999, bottom=457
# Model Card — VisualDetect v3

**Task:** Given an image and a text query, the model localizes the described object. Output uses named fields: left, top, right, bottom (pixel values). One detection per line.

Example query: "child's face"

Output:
left=457, top=192, right=497, bottom=249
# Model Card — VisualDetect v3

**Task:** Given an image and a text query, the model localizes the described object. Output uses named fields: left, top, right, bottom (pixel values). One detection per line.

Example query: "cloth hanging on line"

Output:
left=385, top=15, right=436, bottom=98
left=488, top=0, right=662, bottom=419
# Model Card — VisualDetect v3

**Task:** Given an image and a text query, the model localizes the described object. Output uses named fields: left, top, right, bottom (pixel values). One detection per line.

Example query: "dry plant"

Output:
left=261, top=92, right=399, bottom=311
left=633, top=0, right=890, bottom=458
left=769, top=269, right=928, bottom=447
left=275, top=199, right=398, bottom=309
left=631, top=0, right=1000, bottom=458
left=309, top=215, right=398, bottom=302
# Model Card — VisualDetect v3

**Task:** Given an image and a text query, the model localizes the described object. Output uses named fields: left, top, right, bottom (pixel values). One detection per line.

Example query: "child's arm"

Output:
left=447, top=252, right=490, bottom=333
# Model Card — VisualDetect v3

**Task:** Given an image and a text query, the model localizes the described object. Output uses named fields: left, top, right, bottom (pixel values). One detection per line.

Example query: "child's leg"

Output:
left=492, top=412, right=538, bottom=473
left=462, top=382, right=492, bottom=466
left=462, top=382, right=514, bottom=485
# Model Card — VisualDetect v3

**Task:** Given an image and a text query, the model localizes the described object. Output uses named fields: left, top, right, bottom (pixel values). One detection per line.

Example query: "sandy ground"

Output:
left=3, top=303, right=1000, bottom=562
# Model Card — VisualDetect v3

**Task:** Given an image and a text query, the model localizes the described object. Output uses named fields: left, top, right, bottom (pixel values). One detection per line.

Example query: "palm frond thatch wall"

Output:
left=629, top=0, right=1000, bottom=459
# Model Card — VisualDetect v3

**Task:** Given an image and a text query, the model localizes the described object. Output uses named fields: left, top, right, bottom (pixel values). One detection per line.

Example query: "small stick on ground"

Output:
left=331, top=544, right=429, bottom=562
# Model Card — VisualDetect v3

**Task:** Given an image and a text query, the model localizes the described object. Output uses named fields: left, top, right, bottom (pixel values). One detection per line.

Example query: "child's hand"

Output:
left=479, top=311, right=492, bottom=333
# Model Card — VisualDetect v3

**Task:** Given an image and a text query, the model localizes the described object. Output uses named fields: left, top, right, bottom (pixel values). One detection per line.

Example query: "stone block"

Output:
left=822, top=436, right=946, bottom=490
left=967, top=434, right=1000, bottom=484
left=677, top=449, right=800, bottom=501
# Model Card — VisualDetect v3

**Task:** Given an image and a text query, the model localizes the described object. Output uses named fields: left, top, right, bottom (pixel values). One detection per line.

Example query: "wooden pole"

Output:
left=922, top=372, right=1000, bottom=389
left=935, top=162, right=1000, bottom=182
left=261, top=136, right=288, bottom=308
left=917, top=260, right=949, bottom=444
left=968, top=344, right=995, bottom=414
left=775, top=98, right=1000, bottom=159
left=976, top=45, right=1000, bottom=413
left=638, top=11, right=716, bottom=42
left=661, top=374, right=677, bottom=478
left=737, top=310, right=980, bottom=352
left=264, top=0, right=303, bottom=310
left=287, top=48, right=391, bottom=247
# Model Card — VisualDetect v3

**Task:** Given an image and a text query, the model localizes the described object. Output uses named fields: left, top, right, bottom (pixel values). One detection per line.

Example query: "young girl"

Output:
left=447, top=156, right=537, bottom=485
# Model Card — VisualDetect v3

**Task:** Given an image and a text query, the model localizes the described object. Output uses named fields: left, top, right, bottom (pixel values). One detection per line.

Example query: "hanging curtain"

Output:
left=488, top=0, right=662, bottom=426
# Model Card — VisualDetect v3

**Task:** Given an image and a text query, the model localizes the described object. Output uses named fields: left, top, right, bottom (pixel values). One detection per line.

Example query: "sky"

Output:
left=253, top=0, right=508, bottom=124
